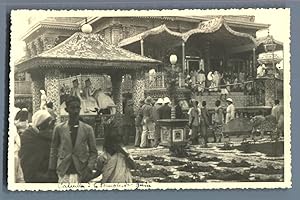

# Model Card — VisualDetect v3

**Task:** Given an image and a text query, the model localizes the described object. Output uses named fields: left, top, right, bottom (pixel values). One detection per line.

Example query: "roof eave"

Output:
left=21, top=22, right=80, bottom=41
left=15, top=57, right=161, bottom=73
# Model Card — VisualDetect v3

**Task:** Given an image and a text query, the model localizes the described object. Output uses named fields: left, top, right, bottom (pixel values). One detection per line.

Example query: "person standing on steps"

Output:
left=212, top=100, right=224, bottom=143
left=225, top=98, right=235, bottom=124
left=122, top=100, right=135, bottom=146
left=200, top=101, right=210, bottom=147
left=140, top=97, right=155, bottom=148
left=188, top=100, right=200, bottom=145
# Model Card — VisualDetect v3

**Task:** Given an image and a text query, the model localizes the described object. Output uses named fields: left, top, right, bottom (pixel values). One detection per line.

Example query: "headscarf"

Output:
left=12, top=107, right=21, bottom=121
left=32, top=110, right=52, bottom=128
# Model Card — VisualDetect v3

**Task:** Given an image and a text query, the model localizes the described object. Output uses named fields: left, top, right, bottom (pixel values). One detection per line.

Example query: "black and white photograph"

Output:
left=8, top=9, right=291, bottom=190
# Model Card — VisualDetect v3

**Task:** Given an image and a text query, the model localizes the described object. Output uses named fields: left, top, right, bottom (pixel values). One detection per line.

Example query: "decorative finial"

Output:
left=81, top=18, right=93, bottom=34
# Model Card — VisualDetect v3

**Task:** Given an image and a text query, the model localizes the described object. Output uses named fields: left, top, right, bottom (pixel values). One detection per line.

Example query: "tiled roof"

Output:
left=15, top=32, right=160, bottom=73
left=39, top=32, right=159, bottom=63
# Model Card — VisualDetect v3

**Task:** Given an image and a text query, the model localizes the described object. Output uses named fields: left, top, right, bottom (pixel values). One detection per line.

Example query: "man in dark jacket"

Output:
left=158, top=97, right=171, bottom=119
left=122, top=100, right=135, bottom=145
left=48, top=96, right=97, bottom=183
left=200, top=101, right=210, bottom=147
left=152, top=98, right=164, bottom=147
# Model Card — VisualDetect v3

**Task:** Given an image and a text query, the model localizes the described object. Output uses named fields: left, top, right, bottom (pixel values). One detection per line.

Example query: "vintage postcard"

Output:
left=8, top=8, right=291, bottom=191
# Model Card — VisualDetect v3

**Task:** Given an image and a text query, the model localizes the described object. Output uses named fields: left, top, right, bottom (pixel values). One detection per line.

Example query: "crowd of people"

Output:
left=13, top=81, right=283, bottom=184
left=187, top=98, right=236, bottom=147
left=184, top=70, right=249, bottom=97
left=133, top=96, right=183, bottom=148
left=13, top=95, right=135, bottom=184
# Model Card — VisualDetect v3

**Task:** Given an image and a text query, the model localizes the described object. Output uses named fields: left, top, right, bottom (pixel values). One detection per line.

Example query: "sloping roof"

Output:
left=118, top=24, right=183, bottom=47
left=119, top=17, right=257, bottom=48
left=131, top=16, right=269, bottom=30
left=15, top=32, right=160, bottom=73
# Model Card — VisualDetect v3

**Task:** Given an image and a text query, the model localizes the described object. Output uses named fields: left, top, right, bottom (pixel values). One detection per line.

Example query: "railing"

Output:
left=206, top=106, right=272, bottom=124
left=144, top=72, right=185, bottom=89
left=14, top=81, right=32, bottom=95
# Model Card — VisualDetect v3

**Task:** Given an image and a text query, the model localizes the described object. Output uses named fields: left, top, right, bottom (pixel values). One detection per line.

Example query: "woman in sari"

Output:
left=96, top=115, right=135, bottom=183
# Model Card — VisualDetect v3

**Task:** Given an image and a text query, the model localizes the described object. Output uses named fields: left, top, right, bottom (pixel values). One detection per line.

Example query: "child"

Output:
left=96, top=115, right=136, bottom=183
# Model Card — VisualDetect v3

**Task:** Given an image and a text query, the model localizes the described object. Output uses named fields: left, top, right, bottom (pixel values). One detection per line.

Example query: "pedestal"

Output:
left=157, top=119, right=189, bottom=147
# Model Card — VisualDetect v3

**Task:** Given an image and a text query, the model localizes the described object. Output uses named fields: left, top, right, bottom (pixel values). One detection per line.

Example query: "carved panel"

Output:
left=45, top=69, right=63, bottom=121
left=111, top=74, right=123, bottom=114
left=41, top=35, right=59, bottom=51
left=31, top=78, right=44, bottom=113
left=132, top=71, right=145, bottom=112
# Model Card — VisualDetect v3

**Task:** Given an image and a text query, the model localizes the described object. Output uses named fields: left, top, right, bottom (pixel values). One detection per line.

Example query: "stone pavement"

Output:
left=93, top=135, right=284, bottom=183
left=127, top=142, right=284, bottom=183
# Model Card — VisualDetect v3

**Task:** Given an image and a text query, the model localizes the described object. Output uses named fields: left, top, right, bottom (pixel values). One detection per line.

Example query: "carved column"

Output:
left=45, top=69, right=62, bottom=122
left=252, top=48, right=256, bottom=77
left=31, top=73, right=45, bottom=113
left=182, top=41, right=186, bottom=73
left=140, top=39, right=144, bottom=56
left=205, top=41, right=210, bottom=72
left=264, top=78, right=276, bottom=106
left=111, top=73, right=123, bottom=114
left=132, top=70, right=145, bottom=113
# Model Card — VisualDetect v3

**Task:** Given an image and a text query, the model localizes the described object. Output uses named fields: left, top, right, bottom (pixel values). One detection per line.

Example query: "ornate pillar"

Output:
left=140, top=39, right=144, bottom=56
left=45, top=69, right=62, bottom=122
left=182, top=41, right=185, bottom=73
left=31, top=73, right=45, bottom=114
left=252, top=48, right=256, bottom=77
left=111, top=73, right=123, bottom=114
left=264, top=78, right=276, bottom=106
left=205, top=41, right=210, bottom=72
left=132, top=70, right=145, bottom=113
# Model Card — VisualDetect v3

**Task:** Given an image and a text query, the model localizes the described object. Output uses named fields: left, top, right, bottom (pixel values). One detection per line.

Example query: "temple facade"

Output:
left=14, top=16, right=284, bottom=118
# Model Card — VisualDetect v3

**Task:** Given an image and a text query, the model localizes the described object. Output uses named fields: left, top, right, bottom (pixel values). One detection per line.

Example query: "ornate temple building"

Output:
left=14, top=15, right=284, bottom=121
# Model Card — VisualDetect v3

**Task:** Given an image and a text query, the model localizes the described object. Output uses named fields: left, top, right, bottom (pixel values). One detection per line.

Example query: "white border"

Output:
left=8, top=8, right=291, bottom=191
